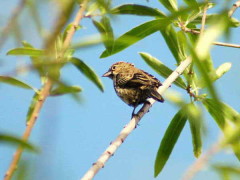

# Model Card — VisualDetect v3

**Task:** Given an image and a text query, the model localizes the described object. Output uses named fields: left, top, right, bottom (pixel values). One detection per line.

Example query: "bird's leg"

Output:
left=131, top=106, right=137, bottom=118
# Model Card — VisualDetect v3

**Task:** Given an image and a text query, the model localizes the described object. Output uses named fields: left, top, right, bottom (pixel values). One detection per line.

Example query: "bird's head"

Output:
left=102, top=62, right=134, bottom=79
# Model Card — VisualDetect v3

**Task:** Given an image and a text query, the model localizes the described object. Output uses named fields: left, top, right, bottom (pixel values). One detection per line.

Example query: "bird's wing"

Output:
left=115, top=73, right=134, bottom=87
left=118, top=72, right=150, bottom=88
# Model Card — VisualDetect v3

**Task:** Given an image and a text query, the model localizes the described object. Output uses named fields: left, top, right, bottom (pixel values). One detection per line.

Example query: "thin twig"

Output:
left=200, top=4, right=208, bottom=34
left=0, top=0, right=27, bottom=49
left=179, top=25, right=240, bottom=49
left=228, top=0, right=240, bottom=17
left=213, top=41, right=240, bottom=48
left=4, top=1, right=89, bottom=179
left=80, top=57, right=192, bottom=180
left=182, top=142, right=221, bottom=180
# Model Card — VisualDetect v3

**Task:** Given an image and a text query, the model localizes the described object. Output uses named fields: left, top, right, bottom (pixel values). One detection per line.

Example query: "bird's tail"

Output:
left=150, top=89, right=164, bottom=102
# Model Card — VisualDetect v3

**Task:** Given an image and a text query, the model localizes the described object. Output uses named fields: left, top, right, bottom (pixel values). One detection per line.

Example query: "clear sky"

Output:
left=0, top=0, right=240, bottom=180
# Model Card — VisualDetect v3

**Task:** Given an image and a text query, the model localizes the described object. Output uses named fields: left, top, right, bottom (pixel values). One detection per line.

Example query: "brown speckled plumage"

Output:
left=103, top=62, right=164, bottom=116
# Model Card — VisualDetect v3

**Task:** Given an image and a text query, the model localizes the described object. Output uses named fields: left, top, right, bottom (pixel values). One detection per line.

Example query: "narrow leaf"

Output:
left=139, top=52, right=186, bottom=89
left=155, top=107, right=188, bottom=177
left=185, top=103, right=202, bottom=157
left=203, top=98, right=240, bottom=160
left=21, top=41, right=34, bottom=48
left=183, top=0, right=198, bottom=6
left=0, top=76, right=36, bottom=91
left=92, top=16, right=114, bottom=52
left=158, top=0, right=178, bottom=12
left=0, top=133, right=36, bottom=151
left=26, top=93, right=39, bottom=122
left=101, top=19, right=170, bottom=58
left=70, top=57, right=104, bottom=92
left=203, top=99, right=240, bottom=126
left=50, top=85, right=82, bottom=96
left=7, top=47, right=45, bottom=57
left=160, top=25, right=182, bottom=63
left=111, top=4, right=165, bottom=17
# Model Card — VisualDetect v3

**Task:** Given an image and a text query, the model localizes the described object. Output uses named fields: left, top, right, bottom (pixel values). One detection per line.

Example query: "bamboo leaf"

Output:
left=155, top=107, right=188, bottom=177
left=70, top=57, right=104, bottom=92
left=111, top=4, right=165, bottom=17
left=7, top=47, right=45, bottom=57
left=0, top=133, right=36, bottom=151
left=139, top=52, right=186, bottom=89
left=100, top=18, right=170, bottom=58
left=50, top=85, right=82, bottom=96
left=0, top=76, right=37, bottom=91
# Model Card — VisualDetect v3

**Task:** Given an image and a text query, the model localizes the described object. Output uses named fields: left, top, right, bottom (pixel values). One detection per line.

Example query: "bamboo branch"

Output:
left=80, top=57, right=192, bottom=180
left=4, top=1, right=89, bottom=180
left=0, top=0, right=27, bottom=49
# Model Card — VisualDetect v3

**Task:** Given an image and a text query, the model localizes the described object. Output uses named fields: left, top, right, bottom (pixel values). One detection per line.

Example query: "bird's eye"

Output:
left=112, top=66, right=116, bottom=70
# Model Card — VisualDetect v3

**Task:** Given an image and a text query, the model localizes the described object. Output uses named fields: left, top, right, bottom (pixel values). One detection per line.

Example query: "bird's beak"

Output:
left=102, top=71, right=112, bottom=77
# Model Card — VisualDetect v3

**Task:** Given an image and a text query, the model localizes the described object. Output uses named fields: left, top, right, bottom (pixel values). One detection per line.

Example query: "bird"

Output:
left=102, top=61, right=164, bottom=117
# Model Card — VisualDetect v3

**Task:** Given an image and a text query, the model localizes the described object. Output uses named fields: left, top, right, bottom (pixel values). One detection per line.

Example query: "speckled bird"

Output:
left=103, top=62, right=164, bottom=116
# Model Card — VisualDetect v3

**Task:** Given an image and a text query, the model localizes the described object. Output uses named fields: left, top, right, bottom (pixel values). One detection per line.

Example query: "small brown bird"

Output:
left=103, top=62, right=164, bottom=116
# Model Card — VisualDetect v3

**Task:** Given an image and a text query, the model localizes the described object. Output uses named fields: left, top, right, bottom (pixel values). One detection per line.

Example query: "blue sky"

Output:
left=0, top=0, right=240, bottom=180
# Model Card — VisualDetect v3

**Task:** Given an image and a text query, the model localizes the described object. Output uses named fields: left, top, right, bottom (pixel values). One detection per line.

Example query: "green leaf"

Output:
left=0, top=133, right=36, bottom=151
left=21, top=41, right=34, bottom=48
left=185, top=103, right=202, bottom=157
left=213, top=164, right=240, bottom=175
left=0, top=76, right=37, bottom=91
left=63, top=23, right=82, bottom=41
left=7, top=47, right=45, bottom=57
left=101, top=18, right=170, bottom=58
left=111, top=4, right=165, bottom=17
left=183, top=0, right=198, bottom=6
left=198, top=62, right=232, bottom=88
left=92, top=16, right=114, bottom=52
left=26, top=93, right=39, bottom=122
left=160, top=25, right=182, bottom=63
left=203, top=98, right=240, bottom=160
left=50, top=85, right=82, bottom=96
left=139, top=52, right=186, bottom=89
left=70, top=57, right=104, bottom=92
left=155, top=107, right=188, bottom=177
left=203, top=98, right=240, bottom=128
left=158, top=0, right=178, bottom=12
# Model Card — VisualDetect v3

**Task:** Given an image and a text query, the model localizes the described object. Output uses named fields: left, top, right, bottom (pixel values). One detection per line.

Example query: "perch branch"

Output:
left=80, top=57, right=192, bottom=180
left=4, top=1, right=89, bottom=180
